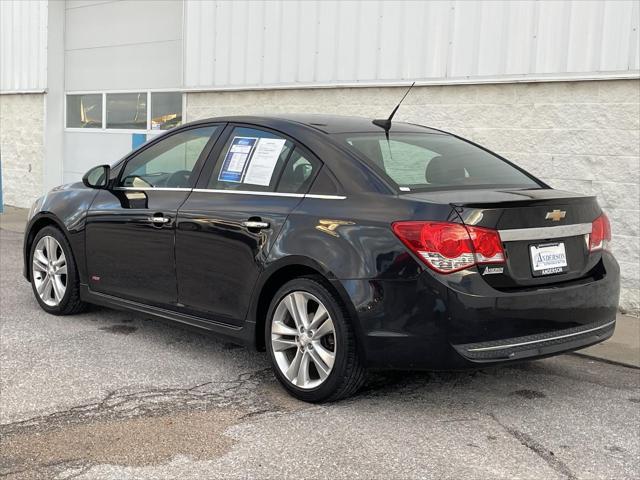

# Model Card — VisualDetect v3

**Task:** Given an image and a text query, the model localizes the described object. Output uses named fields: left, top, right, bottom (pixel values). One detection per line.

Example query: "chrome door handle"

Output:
left=242, top=220, right=270, bottom=229
left=149, top=216, right=171, bottom=224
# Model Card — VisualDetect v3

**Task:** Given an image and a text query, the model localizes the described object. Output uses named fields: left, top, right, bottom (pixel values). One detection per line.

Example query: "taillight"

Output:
left=391, top=221, right=505, bottom=274
left=589, top=213, right=611, bottom=252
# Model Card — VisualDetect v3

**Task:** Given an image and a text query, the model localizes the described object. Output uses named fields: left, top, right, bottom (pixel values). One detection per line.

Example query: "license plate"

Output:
left=530, top=242, right=568, bottom=276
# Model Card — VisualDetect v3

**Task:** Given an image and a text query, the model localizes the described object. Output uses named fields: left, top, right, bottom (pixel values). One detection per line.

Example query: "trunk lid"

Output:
left=403, top=188, right=602, bottom=288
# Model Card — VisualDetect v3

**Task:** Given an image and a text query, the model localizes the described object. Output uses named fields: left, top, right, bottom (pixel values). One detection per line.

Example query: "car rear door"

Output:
left=85, top=124, right=222, bottom=308
left=175, top=124, right=322, bottom=325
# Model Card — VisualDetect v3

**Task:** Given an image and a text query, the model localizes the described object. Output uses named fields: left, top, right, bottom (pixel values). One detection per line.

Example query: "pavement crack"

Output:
left=489, top=413, right=577, bottom=480
left=0, top=368, right=272, bottom=437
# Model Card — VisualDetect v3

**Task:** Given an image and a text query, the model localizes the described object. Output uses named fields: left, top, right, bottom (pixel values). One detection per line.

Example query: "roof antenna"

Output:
left=372, top=81, right=416, bottom=132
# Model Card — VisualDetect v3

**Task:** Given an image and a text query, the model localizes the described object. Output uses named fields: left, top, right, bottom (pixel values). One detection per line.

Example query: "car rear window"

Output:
left=337, top=132, right=541, bottom=192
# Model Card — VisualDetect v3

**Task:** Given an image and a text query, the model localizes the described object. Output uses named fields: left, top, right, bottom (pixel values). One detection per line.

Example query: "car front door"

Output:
left=175, top=125, right=322, bottom=325
left=85, top=124, right=222, bottom=308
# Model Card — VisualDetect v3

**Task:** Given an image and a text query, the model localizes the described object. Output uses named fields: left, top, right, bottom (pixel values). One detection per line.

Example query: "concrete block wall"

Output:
left=0, top=93, right=45, bottom=209
left=187, top=79, right=640, bottom=313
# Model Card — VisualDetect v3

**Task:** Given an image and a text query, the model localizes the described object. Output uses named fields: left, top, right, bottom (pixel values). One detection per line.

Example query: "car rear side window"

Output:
left=338, top=132, right=540, bottom=192
left=208, top=127, right=294, bottom=192
left=276, top=149, right=321, bottom=194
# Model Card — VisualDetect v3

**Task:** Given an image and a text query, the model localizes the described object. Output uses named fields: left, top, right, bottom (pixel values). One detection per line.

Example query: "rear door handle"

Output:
left=242, top=220, right=270, bottom=229
left=149, top=216, right=171, bottom=224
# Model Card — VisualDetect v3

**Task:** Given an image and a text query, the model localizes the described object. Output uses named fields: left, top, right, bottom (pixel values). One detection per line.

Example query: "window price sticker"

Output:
left=218, top=137, right=258, bottom=182
left=243, top=138, right=287, bottom=186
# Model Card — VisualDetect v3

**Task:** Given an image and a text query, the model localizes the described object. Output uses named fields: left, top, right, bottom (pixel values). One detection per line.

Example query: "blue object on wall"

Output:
left=132, top=133, right=147, bottom=150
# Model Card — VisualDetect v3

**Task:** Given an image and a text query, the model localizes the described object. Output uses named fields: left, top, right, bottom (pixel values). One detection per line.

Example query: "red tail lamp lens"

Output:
left=392, top=221, right=505, bottom=273
left=589, top=213, right=611, bottom=252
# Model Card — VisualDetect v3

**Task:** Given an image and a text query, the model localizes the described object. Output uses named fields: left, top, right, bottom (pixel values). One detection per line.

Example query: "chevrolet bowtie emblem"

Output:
left=545, top=209, right=566, bottom=221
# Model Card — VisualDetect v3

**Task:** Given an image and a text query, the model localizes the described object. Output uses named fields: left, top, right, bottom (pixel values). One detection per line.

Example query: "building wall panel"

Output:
left=65, top=40, right=182, bottom=91
left=184, top=0, right=640, bottom=90
left=0, top=0, right=47, bottom=93
left=65, top=0, right=182, bottom=51
left=64, top=0, right=183, bottom=91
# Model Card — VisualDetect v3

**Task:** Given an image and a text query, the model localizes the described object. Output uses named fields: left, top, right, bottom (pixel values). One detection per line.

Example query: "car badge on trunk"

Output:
left=545, top=210, right=566, bottom=221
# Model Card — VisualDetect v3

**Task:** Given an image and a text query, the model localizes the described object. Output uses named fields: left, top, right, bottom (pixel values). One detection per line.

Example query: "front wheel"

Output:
left=265, top=276, right=366, bottom=402
left=29, top=226, right=87, bottom=315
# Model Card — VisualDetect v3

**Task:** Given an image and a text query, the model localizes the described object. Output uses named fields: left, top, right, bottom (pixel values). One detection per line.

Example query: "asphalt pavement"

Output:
left=1, top=225, right=639, bottom=479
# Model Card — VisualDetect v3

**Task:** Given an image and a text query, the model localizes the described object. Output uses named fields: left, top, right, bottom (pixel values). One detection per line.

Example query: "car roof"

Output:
left=186, top=114, right=445, bottom=135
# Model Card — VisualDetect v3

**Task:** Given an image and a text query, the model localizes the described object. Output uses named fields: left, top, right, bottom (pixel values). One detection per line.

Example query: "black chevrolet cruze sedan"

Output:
left=24, top=114, right=619, bottom=402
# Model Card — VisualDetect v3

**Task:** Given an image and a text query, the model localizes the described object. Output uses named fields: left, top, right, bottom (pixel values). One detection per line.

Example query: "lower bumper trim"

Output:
left=453, top=319, right=615, bottom=362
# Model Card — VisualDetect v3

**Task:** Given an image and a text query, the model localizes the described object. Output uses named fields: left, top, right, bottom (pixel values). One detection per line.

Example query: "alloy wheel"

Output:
left=271, top=291, right=336, bottom=389
left=32, top=236, right=67, bottom=307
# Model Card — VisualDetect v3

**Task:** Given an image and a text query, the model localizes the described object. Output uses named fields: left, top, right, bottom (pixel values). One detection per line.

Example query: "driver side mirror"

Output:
left=82, top=164, right=110, bottom=189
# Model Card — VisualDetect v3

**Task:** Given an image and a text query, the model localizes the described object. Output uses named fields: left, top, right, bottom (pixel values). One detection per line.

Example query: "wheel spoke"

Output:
left=33, top=251, right=48, bottom=271
left=45, top=236, right=57, bottom=260
left=36, top=275, right=51, bottom=295
left=313, top=318, right=334, bottom=340
left=272, top=338, right=297, bottom=352
left=285, top=293, right=309, bottom=329
left=309, top=303, right=328, bottom=331
left=43, top=276, right=54, bottom=301
left=52, top=277, right=65, bottom=303
left=296, top=351, right=311, bottom=387
left=33, top=252, right=47, bottom=272
left=53, top=255, right=66, bottom=267
left=313, top=342, right=335, bottom=369
left=55, top=265, right=67, bottom=276
left=285, top=348, right=304, bottom=382
left=308, top=348, right=331, bottom=380
left=272, top=320, right=298, bottom=337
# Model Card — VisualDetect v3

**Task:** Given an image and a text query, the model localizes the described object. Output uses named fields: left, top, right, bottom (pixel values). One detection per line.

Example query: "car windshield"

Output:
left=336, top=132, right=541, bottom=192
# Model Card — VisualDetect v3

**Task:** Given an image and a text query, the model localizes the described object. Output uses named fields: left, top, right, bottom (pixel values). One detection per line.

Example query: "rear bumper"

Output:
left=337, top=253, right=620, bottom=370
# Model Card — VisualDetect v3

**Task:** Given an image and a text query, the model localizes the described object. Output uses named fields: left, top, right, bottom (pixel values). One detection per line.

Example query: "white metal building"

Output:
left=1, top=0, right=639, bottom=311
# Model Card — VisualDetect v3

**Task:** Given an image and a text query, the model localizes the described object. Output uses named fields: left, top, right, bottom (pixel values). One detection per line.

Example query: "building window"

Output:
left=66, top=91, right=183, bottom=131
left=151, top=92, right=182, bottom=130
left=106, top=92, right=147, bottom=130
left=66, top=94, right=102, bottom=128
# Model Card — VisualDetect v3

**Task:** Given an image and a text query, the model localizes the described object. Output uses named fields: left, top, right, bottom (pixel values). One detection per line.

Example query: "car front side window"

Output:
left=120, top=126, right=218, bottom=189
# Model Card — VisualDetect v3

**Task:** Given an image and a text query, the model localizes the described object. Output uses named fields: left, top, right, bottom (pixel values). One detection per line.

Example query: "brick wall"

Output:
left=187, top=79, right=640, bottom=313
left=0, top=93, right=45, bottom=209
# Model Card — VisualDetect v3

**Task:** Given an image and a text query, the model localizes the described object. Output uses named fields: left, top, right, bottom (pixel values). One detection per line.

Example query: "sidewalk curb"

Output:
left=571, top=352, right=640, bottom=370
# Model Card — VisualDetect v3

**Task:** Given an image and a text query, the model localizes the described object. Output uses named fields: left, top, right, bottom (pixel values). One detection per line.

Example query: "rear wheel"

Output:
left=265, top=276, right=365, bottom=402
left=30, top=226, right=86, bottom=315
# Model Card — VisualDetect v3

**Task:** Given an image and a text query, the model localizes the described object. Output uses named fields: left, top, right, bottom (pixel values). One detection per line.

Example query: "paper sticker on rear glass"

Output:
left=243, top=138, right=287, bottom=186
left=218, top=137, right=258, bottom=182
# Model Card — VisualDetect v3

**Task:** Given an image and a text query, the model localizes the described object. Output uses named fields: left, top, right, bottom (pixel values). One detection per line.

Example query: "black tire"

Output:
left=265, top=275, right=366, bottom=402
left=29, top=225, right=87, bottom=315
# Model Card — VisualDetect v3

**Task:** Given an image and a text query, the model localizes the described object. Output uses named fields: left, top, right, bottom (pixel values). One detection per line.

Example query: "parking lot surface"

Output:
left=1, top=228, right=639, bottom=479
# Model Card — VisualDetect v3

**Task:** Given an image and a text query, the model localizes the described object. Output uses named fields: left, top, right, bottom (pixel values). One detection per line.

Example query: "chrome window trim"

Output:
left=112, top=187, right=347, bottom=200
left=305, top=194, right=347, bottom=200
left=466, top=320, right=615, bottom=352
left=191, top=188, right=346, bottom=200
left=192, top=188, right=304, bottom=198
left=498, top=223, right=592, bottom=242
left=114, top=187, right=193, bottom=192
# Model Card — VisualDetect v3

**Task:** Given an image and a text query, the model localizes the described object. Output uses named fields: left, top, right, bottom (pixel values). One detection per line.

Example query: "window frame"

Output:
left=65, top=93, right=103, bottom=129
left=64, top=90, right=185, bottom=134
left=195, top=123, right=324, bottom=195
left=114, top=123, right=225, bottom=191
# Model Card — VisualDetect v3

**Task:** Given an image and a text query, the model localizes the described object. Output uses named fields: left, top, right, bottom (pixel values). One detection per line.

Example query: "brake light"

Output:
left=392, top=221, right=505, bottom=274
left=589, top=213, right=611, bottom=252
